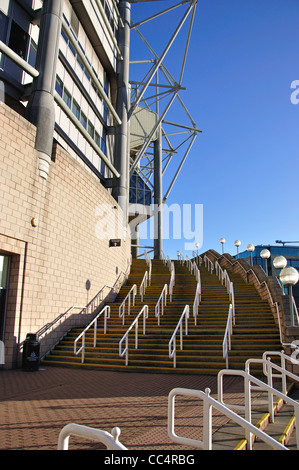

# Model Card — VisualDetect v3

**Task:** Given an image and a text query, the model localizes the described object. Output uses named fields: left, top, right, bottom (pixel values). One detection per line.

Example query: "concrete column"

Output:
left=26, top=0, right=62, bottom=179
left=113, top=1, right=130, bottom=225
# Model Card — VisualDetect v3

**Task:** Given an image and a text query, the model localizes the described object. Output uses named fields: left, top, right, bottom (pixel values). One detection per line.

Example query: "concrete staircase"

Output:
left=41, top=257, right=282, bottom=374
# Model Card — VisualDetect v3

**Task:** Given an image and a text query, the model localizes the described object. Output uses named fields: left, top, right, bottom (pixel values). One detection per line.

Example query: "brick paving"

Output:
left=0, top=366, right=246, bottom=451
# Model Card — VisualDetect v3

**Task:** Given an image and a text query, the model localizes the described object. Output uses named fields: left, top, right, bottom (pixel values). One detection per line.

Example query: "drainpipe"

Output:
left=113, top=0, right=130, bottom=225
left=26, top=0, right=63, bottom=179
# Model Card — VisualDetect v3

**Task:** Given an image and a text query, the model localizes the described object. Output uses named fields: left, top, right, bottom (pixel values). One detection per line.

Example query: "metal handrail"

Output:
left=74, top=305, right=110, bottom=363
left=119, top=305, right=149, bottom=366
left=223, top=304, right=233, bottom=368
left=37, top=305, right=86, bottom=340
left=58, top=424, right=127, bottom=450
left=38, top=257, right=131, bottom=343
left=204, top=255, right=214, bottom=273
left=37, top=284, right=113, bottom=341
left=193, top=282, right=201, bottom=326
left=140, top=271, right=148, bottom=302
left=145, top=251, right=152, bottom=286
left=169, top=261, right=175, bottom=301
left=155, top=284, right=168, bottom=326
left=246, top=356, right=299, bottom=420
left=261, top=350, right=299, bottom=394
left=169, top=305, right=189, bottom=368
left=119, top=284, right=137, bottom=325
left=217, top=364, right=299, bottom=450
left=0, top=40, right=39, bottom=77
left=168, top=386, right=287, bottom=450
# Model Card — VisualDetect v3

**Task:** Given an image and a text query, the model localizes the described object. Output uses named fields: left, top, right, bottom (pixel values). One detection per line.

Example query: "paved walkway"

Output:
left=0, top=365, right=249, bottom=451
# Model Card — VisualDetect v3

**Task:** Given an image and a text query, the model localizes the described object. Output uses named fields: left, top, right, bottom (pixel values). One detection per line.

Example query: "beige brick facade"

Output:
left=0, top=103, right=131, bottom=369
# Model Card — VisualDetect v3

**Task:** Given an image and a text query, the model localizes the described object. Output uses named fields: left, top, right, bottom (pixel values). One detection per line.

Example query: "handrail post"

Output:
left=203, top=388, right=212, bottom=450
left=244, top=373, right=252, bottom=450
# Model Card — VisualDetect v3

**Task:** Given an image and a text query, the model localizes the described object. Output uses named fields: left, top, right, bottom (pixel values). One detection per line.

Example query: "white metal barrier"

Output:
left=168, top=387, right=287, bottom=450
left=217, top=365, right=299, bottom=450
left=155, top=284, right=168, bottom=326
left=169, top=261, right=175, bottom=301
left=119, top=305, right=149, bottom=366
left=140, top=271, right=148, bottom=302
left=261, top=350, right=299, bottom=395
left=245, top=356, right=299, bottom=424
left=119, top=284, right=137, bottom=325
left=145, top=252, right=152, bottom=286
left=193, top=282, right=201, bottom=326
left=204, top=255, right=214, bottom=273
left=169, top=305, right=189, bottom=368
left=58, top=424, right=127, bottom=450
left=222, top=304, right=234, bottom=368
left=74, top=306, right=110, bottom=363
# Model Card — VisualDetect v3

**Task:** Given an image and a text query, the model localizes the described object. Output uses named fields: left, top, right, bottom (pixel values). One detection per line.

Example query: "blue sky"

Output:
left=130, top=0, right=299, bottom=259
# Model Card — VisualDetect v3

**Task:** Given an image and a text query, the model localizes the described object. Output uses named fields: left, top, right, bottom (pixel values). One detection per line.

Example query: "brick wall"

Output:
left=0, top=103, right=131, bottom=368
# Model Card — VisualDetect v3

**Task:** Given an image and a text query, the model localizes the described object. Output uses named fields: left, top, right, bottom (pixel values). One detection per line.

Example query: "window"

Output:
left=61, top=27, right=68, bottom=43
left=27, top=39, right=37, bottom=67
left=88, top=120, right=94, bottom=139
left=8, top=21, right=29, bottom=60
left=72, top=99, right=80, bottom=120
left=80, top=111, right=87, bottom=129
left=95, top=130, right=101, bottom=148
left=63, top=87, right=72, bottom=108
left=55, top=75, right=63, bottom=97
left=0, top=11, right=8, bottom=43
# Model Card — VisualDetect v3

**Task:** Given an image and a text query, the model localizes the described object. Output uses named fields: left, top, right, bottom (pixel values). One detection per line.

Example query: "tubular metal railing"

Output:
left=222, top=304, right=234, bottom=368
left=168, top=386, right=287, bottom=450
left=119, top=305, right=149, bottom=366
left=140, top=271, right=148, bottom=302
left=217, top=363, right=299, bottom=450
left=58, top=424, right=127, bottom=450
left=145, top=252, right=152, bottom=286
left=169, top=305, right=189, bottom=368
left=260, top=350, right=299, bottom=394
left=119, top=284, right=137, bottom=325
left=74, top=305, right=110, bottom=363
left=155, top=284, right=168, bottom=326
left=193, top=282, right=201, bottom=326
left=204, top=255, right=214, bottom=273
left=169, top=261, right=175, bottom=301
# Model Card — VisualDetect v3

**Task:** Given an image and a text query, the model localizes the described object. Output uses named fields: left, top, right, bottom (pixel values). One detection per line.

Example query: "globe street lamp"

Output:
left=279, top=266, right=299, bottom=327
left=247, top=244, right=255, bottom=266
left=260, top=249, right=271, bottom=276
left=234, top=240, right=241, bottom=258
left=195, top=242, right=199, bottom=256
left=273, top=256, right=287, bottom=282
left=220, top=238, right=226, bottom=254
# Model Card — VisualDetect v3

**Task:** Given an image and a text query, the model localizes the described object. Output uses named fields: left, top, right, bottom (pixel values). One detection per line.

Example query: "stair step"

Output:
left=42, top=257, right=282, bottom=374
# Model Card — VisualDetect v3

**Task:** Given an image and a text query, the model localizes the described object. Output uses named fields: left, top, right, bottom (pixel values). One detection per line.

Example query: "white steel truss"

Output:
left=128, top=0, right=201, bottom=204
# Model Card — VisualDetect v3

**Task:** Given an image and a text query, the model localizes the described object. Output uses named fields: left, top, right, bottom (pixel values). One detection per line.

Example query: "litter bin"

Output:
left=22, top=333, right=40, bottom=371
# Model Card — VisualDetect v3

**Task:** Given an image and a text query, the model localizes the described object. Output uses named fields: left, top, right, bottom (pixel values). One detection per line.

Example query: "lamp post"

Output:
left=273, top=256, right=287, bottom=282
left=220, top=238, right=226, bottom=254
left=234, top=240, right=241, bottom=258
left=247, top=244, right=255, bottom=266
left=195, top=242, right=199, bottom=256
left=260, top=249, right=271, bottom=276
left=279, top=266, right=299, bottom=327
